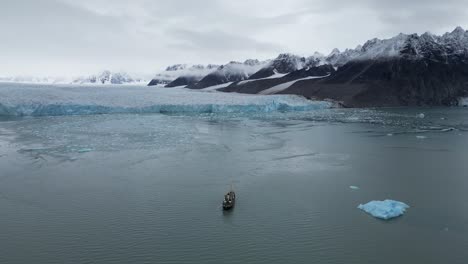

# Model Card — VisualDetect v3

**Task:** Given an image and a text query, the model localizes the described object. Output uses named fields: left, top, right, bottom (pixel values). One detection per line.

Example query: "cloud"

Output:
left=168, top=29, right=282, bottom=52
left=1, top=0, right=467, bottom=76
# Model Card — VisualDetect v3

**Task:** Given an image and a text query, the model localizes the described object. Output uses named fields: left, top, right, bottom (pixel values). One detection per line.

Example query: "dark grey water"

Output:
left=1, top=108, right=468, bottom=263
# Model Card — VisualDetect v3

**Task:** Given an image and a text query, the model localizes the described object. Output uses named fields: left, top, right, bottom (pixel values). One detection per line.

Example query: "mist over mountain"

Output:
left=148, top=64, right=220, bottom=87
left=186, top=60, right=267, bottom=89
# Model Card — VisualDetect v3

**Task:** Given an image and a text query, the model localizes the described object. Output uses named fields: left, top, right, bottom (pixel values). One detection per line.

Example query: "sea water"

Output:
left=1, top=83, right=468, bottom=264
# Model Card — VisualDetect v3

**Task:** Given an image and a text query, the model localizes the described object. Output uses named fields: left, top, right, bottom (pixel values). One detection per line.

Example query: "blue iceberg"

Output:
left=358, top=199, right=409, bottom=220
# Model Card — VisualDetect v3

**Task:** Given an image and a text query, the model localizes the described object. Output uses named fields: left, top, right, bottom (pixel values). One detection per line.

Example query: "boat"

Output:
left=222, top=185, right=236, bottom=210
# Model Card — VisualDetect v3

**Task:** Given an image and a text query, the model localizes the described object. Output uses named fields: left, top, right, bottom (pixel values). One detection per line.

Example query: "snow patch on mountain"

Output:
left=201, top=82, right=234, bottom=91
left=238, top=71, right=289, bottom=85
left=258, top=75, right=330, bottom=95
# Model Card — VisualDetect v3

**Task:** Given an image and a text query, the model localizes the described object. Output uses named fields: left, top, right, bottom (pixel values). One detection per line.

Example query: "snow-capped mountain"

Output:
left=322, top=27, right=468, bottom=65
left=73, top=71, right=146, bottom=85
left=0, top=75, right=81, bottom=84
left=218, top=27, right=468, bottom=107
left=324, top=47, right=361, bottom=67
left=148, top=64, right=219, bottom=86
left=318, top=26, right=468, bottom=66
left=248, top=54, right=308, bottom=80
left=187, top=59, right=267, bottom=89
left=0, top=76, right=58, bottom=84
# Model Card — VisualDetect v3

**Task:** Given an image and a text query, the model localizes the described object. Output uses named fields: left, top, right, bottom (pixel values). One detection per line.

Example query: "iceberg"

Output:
left=77, top=148, right=93, bottom=153
left=0, top=83, right=332, bottom=116
left=358, top=200, right=409, bottom=220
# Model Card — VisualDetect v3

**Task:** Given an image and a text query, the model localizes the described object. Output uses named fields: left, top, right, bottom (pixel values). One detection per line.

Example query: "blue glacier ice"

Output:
left=0, top=83, right=332, bottom=116
left=358, top=200, right=409, bottom=220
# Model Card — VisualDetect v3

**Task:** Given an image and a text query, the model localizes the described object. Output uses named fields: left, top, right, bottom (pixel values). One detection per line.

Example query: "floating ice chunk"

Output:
left=387, top=133, right=393, bottom=136
left=358, top=199, right=409, bottom=220
left=77, top=148, right=93, bottom=153
left=417, top=113, right=425, bottom=119
left=441, top=127, right=455, bottom=132
left=416, top=135, right=427, bottom=139
left=349, top=185, right=360, bottom=190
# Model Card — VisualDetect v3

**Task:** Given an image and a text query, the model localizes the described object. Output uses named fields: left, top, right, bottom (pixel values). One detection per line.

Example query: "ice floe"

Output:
left=358, top=199, right=409, bottom=220
left=77, top=148, right=93, bottom=153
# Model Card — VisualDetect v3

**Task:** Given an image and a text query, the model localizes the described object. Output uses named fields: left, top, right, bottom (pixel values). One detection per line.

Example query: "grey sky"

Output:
left=1, top=0, right=468, bottom=77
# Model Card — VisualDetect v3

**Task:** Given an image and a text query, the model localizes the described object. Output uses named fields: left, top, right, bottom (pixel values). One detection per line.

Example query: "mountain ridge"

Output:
left=218, top=26, right=468, bottom=107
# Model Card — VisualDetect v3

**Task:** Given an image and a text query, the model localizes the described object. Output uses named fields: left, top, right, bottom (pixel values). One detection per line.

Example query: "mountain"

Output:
left=0, top=76, right=60, bottom=84
left=148, top=64, right=219, bottom=87
left=187, top=60, right=266, bottom=89
left=247, top=54, right=308, bottom=80
left=220, top=64, right=335, bottom=94
left=220, top=27, right=468, bottom=107
left=72, top=71, right=146, bottom=85
left=148, top=64, right=188, bottom=86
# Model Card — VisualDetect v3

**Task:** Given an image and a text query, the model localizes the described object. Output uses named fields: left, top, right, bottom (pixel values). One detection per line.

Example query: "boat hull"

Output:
left=222, top=191, right=236, bottom=210
left=222, top=203, right=235, bottom=210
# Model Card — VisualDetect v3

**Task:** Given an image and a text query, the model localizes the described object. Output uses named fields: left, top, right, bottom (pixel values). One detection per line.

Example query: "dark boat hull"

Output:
left=222, top=202, right=235, bottom=210
left=222, top=191, right=236, bottom=210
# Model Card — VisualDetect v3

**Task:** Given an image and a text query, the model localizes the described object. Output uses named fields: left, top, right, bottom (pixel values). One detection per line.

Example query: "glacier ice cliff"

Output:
left=0, top=83, right=331, bottom=116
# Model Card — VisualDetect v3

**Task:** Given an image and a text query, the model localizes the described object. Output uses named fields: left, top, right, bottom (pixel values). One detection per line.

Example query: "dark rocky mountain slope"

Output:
left=224, top=27, right=468, bottom=107
left=279, top=58, right=468, bottom=107
left=187, top=60, right=265, bottom=89
left=220, top=65, right=335, bottom=94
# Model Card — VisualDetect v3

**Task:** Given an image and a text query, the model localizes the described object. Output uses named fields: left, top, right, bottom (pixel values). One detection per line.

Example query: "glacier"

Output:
left=0, top=83, right=332, bottom=116
left=358, top=200, right=410, bottom=220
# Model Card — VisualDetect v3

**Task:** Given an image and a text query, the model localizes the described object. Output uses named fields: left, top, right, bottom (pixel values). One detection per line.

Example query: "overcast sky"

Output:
left=1, top=0, right=468, bottom=77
